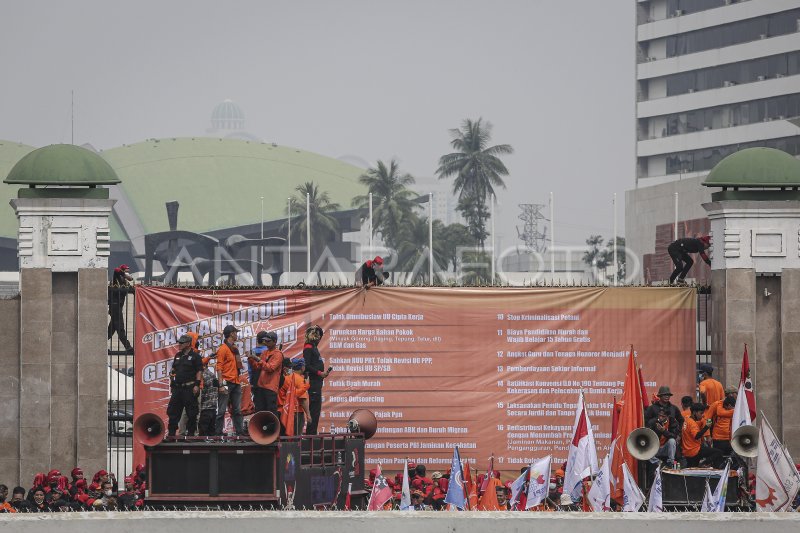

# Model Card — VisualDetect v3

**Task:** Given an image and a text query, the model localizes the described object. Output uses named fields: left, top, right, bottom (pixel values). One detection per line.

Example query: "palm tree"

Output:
left=352, top=159, right=418, bottom=250
left=287, top=181, right=340, bottom=262
left=395, top=213, right=447, bottom=284
left=436, top=118, right=513, bottom=248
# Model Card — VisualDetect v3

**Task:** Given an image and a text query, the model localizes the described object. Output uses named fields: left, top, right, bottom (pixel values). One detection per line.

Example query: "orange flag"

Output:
left=463, top=463, right=478, bottom=510
left=280, top=374, right=297, bottom=436
left=611, top=346, right=644, bottom=503
left=477, top=477, right=505, bottom=510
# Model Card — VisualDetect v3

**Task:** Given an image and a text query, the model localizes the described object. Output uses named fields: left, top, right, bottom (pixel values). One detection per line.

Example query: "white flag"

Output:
left=622, top=462, right=645, bottom=512
left=701, top=480, right=714, bottom=512
left=709, top=461, right=731, bottom=512
left=399, top=461, right=412, bottom=511
left=756, top=414, right=800, bottom=511
left=564, top=392, right=599, bottom=501
left=525, top=455, right=552, bottom=509
left=587, top=451, right=611, bottom=512
left=647, top=465, right=663, bottom=512
left=509, top=467, right=528, bottom=510
left=731, top=380, right=751, bottom=431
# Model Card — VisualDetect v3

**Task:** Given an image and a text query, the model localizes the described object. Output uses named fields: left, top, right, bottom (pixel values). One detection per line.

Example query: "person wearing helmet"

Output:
left=667, top=236, right=711, bottom=285
left=108, top=264, right=134, bottom=353
left=357, top=256, right=386, bottom=287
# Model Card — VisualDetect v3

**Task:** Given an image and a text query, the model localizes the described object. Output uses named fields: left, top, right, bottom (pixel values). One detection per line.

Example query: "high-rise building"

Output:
left=628, top=0, right=800, bottom=282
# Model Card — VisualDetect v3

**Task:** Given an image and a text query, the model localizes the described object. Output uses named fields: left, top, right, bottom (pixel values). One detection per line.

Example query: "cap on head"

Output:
left=657, top=385, right=673, bottom=397
left=699, top=236, right=711, bottom=245
left=119, top=264, right=130, bottom=271
left=257, top=330, right=278, bottom=343
left=178, top=334, right=192, bottom=344
left=699, top=363, right=713, bottom=375
left=373, top=256, right=383, bottom=265
left=725, top=386, right=737, bottom=395
left=223, top=325, right=239, bottom=338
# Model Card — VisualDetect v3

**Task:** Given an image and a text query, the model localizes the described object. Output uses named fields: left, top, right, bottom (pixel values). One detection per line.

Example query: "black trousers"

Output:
left=686, top=445, right=725, bottom=469
left=167, top=387, right=199, bottom=435
left=198, top=408, right=216, bottom=436
left=253, top=387, right=279, bottom=420
left=668, top=244, right=693, bottom=283
left=108, top=305, right=132, bottom=350
left=306, top=382, right=322, bottom=434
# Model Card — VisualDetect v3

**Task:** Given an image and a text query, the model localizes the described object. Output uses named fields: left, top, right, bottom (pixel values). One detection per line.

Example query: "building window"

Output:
left=665, top=8, right=800, bottom=58
left=664, top=136, right=800, bottom=175
left=662, top=51, right=800, bottom=97
left=666, top=0, right=730, bottom=18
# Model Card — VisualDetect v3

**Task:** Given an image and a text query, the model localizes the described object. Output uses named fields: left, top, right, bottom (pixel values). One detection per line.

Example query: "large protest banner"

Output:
left=133, top=286, right=695, bottom=470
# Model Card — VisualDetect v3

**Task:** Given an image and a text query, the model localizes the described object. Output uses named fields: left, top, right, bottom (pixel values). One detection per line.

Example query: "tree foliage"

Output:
left=287, top=181, right=340, bottom=260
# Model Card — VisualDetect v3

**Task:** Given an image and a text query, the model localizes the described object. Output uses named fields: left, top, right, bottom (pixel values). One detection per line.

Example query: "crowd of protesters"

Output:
left=0, top=466, right=146, bottom=513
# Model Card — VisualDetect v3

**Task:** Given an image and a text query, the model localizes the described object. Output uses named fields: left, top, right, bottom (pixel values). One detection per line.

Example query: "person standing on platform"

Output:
left=249, top=331, right=283, bottom=420
left=710, top=388, right=737, bottom=456
left=215, top=325, right=245, bottom=436
left=698, top=364, right=724, bottom=408
left=166, top=334, right=202, bottom=437
left=303, top=325, right=332, bottom=434
left=198, top=355, right=218, bottom=436
left=667, top=236, right=710, bottom=285
left=108, top=264, right=134, bottom=353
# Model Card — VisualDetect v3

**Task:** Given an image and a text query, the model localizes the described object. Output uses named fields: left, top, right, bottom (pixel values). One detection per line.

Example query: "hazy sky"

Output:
left=0, top=0, right=634, bottom=246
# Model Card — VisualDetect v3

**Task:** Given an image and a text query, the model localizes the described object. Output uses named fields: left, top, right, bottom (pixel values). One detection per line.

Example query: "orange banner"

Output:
left=133, top=286, right=696, bottom=471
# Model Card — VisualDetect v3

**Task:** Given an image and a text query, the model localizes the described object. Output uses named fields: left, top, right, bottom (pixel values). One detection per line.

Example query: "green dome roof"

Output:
left=4, top=144, right=121, bottom=186
left=703, top=147, right=800, bottom=188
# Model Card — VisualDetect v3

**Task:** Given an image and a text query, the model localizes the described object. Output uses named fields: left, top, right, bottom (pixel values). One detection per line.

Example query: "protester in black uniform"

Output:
left=9, top=487, right=31, bottom=512
left=166, top=334, right=202, bottom=436
left=303, top=325, right=331, bottom=434
left=358, top=256, right=385, bottom=287
left=668, top=236, right=711, bottom=285
left=644, top=386, right=685, bottom=427
left=108, top=264, right=134, bottom=353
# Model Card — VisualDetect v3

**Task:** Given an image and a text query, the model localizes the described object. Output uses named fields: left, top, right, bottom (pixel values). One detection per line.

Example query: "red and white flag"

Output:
left=755, top=415, right=800, bottom=512
left=344, top=482, right=352, bottom=510
left=367, top=464, right=394, bottom=510
left=740, top=345, right=756, bottom=421
left=525, top=455, right=552, bottom=509
left=563, top=391, right=599, bottom=501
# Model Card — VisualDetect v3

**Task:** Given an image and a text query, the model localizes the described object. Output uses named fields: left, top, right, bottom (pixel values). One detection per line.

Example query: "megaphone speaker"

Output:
left=248, top=411, right=281, bottom=445
left=626, top=427, right=660, bottom=461
left=133, top=413, right=165, bottom=446
left=347, top=409, right=378, bottom=440
left=731, top=424, right=759, bottom=458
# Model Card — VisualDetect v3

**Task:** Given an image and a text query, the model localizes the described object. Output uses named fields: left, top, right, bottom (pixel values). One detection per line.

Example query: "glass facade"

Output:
left=664, top=135, right=800, bottom=174
left=665, top=8, right=800, bottom=58
left=639, top=93, right=800, bottom=139
left=664, top=51, right=800, bottom=97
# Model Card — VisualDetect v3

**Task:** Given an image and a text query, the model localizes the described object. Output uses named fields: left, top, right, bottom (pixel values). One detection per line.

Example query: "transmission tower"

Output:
left=517, top=203, right=548, bottom=252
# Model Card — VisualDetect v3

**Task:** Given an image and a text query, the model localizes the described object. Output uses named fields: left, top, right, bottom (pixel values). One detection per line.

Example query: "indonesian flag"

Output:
left=564, top=391, right=599, bottom=501
left=280, top=374, right=297, bottom=436
left=479, top=455, right=494, bottom=495
left=344, top=483, right=352, bottom=510
left=732, top=379, right=751, bottom=431
left=399, top=461, right=412, bottom=511
left=611, top=346, right=644, bottom=503
left=740, top=345, right=756, bottom=421
left=367, top=464, right=393, bottom=510
left=525, top=455, right=551, bottom=509
left=755, top=414, right=800, bottom=512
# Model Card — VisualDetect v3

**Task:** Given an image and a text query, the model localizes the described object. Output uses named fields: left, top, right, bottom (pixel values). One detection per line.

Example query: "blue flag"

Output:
left=444, top=447, right=467, bottom=509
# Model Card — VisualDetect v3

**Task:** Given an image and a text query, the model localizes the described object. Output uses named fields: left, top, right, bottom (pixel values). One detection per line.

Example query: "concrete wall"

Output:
left=780, top=268, right=800, bottom=449
left=2, top=511, right=800, bottom=533
left=0, top=296, right=20, bottom=486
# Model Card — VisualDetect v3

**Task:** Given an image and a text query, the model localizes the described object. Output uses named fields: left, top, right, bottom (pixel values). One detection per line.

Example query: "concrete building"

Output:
left=628, top=0, right=800, bottom=282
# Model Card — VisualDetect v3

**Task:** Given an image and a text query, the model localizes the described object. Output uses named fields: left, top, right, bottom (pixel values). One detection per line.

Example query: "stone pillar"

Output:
left=780, top=269, right=800, bottom=449
left=9, top=197, right=114, bottom=485
left=0, top=298, right=21, bottom=485
left=709, top=269, right=756, bottom=391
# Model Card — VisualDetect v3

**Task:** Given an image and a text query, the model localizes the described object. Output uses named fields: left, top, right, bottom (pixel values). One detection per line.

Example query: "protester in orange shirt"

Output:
left=248, top=331, right=283, bottom=420
left=0, top=485, right=16, bottom=513
left=680, top=396, right=693, bottom=421
left=682, top=403, right=725, bottom=468
left=710, top=388, right=737, bottom=456
left=477, top=477, right=508, bottom=510
left=215, top=324, right=244, bottom=436
left=278, top=359, right=311, bottom=435
left=698, top=364, right=724, bottom=408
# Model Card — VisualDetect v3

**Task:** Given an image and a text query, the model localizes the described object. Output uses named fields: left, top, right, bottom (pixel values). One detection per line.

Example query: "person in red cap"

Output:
left=108, top=263, right=134, bottom=353
left=667, top=236, right=711, bottom=285
left=358, top=256, right=386, bottom=287
left=117, top=476, right=143, bottom=510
